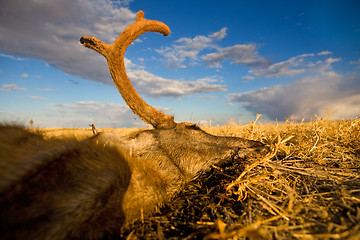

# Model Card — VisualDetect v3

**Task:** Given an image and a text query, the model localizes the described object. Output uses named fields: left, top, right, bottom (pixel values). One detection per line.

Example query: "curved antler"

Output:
left=80, top=11, right=176, bottom=129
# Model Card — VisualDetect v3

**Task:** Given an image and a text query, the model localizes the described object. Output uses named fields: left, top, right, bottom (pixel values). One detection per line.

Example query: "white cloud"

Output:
left=0, top=1, right=225, bottom=99
left=156, top=27, right=269, bottom=69
left=209, top=27, right=227, bottom=40
left=0, top=53, right=25, bottom=61
left=198, top=95, right=217, bottom=100
left=242, top=75, right=255, bottom=80
left=0, top=84, right=27, bottom=91
left=0, top=0, right=136, bottom=85
left=54, top=101, right=146, bottom=127
left=157, top=27, right=270, bottom=70
left=110, top=0, right=134, bottom=7
left=201, top=44, right=269, bottom=68
left=127, top=69, right=226, bottom=98
left=29, top=96, right=46, bottom=101
left=122, top=57, right=226, bottom=97
left=350, top=59, right=360, bottom=66
left=156, top=28, right=228, bottom=69
left=36, top=88, right=54, bottom=92
left=0, top=110, right=16, bottom=115
left=21, top=73, right=29, bottom=78
left=317, top=51, right=332, bottom=56
left=124, top=58, right=143, bottom=69
left=249, top=52, right=340, bottom=78
left=158, top=29, right=341, bottom=80
left=227, top=71, right=360, bottom=121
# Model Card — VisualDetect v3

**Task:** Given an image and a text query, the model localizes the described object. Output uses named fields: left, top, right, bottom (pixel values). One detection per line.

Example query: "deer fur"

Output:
left=0, top=11, right=268, bottom=240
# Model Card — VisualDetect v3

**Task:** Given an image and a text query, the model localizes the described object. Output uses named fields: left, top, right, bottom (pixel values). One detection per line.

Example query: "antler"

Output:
left=80, top=11, right=176, bottom=129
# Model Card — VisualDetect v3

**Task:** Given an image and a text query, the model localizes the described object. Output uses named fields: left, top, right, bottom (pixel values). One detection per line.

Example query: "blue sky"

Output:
left=1, top=0, right=359, bottom=128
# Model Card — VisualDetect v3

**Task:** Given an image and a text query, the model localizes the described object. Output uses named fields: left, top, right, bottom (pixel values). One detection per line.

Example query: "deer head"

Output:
left=0, top=11, right=268, bottom=240
left=80, top=9, right=267, bottom=230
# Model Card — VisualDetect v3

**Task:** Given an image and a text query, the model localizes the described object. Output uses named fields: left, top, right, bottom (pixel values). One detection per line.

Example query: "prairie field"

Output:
left=40, top=118, right=360, bottom=239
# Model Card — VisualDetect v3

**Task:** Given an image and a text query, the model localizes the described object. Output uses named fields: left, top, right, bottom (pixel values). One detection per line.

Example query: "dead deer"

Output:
left=0, top=11, right=268, bottom=240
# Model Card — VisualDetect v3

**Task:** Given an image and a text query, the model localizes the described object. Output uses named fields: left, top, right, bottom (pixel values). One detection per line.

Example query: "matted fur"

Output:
left=0, top=124, right=266, bottom=239
left=0, top=11, right=268, bottom=239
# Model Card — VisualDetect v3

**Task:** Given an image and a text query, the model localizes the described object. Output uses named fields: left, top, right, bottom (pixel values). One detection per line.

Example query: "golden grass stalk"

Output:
left=39, top=117, right=360, bottom=239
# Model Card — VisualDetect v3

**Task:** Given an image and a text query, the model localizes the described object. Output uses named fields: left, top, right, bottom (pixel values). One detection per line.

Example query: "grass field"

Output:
left=40, top=117, right=360, bottom=239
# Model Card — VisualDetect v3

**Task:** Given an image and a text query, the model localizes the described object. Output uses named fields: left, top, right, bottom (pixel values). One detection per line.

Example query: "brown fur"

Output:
left=0, top=124, right=266, bottom=239
left=0, top=125, right=130, bottom=239
left=1, top=11, right=268, bottom=239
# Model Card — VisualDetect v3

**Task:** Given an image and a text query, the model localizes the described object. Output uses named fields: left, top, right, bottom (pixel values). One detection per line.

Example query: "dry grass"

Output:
left=203, top=117, right=360, bottom=240
left=41, top=127, right=146, bottom=141
left=40, top=118, right=360, bottom=239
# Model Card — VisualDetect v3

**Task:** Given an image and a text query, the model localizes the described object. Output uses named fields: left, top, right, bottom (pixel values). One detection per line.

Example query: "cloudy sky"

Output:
left=0, top=0, right=359, bottom=128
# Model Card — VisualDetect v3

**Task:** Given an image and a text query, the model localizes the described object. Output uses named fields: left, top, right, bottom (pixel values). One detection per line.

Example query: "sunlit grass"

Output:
left=38, top=117, right=360, bottom=239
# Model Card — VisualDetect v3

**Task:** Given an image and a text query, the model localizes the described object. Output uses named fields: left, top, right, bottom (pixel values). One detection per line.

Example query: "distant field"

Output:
left=39, top=118, right=360, bottom=239
left=41, top=127, right=146, bottom=140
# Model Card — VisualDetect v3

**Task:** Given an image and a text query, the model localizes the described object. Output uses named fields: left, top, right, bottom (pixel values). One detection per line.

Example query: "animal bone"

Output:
left=0, top=11, right=268, bottom=240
